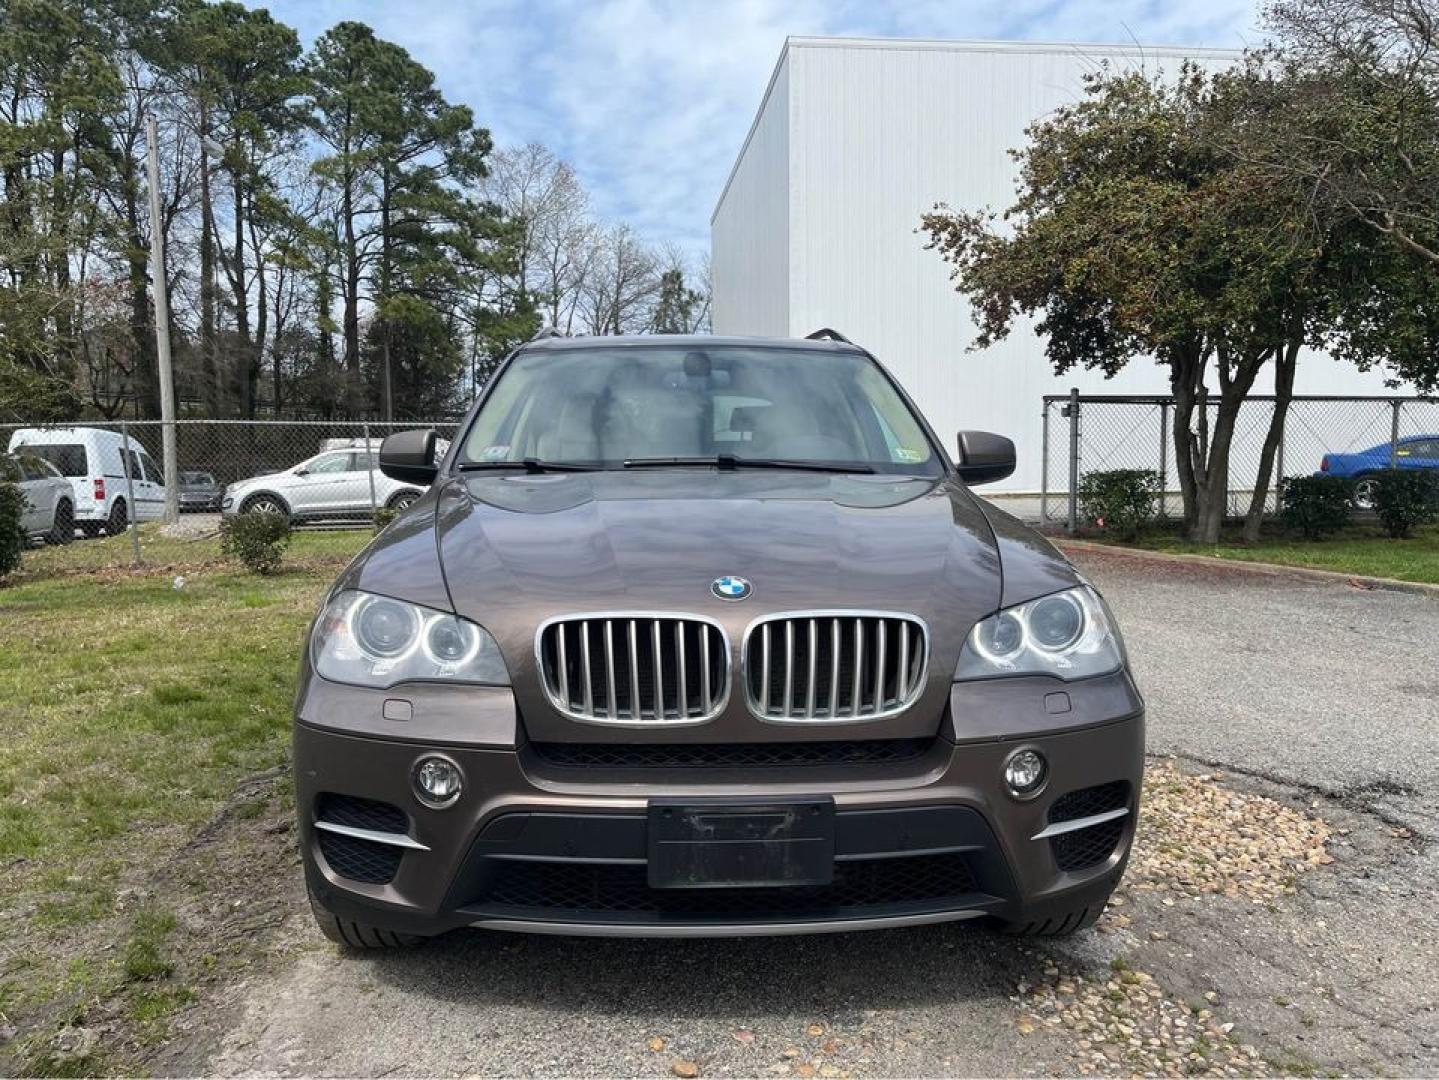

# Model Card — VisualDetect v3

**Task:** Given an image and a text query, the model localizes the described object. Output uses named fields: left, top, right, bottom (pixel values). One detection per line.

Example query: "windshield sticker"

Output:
left=894, top=447, right=925, bottom=463
left=480, top=444, right=511, bottom=461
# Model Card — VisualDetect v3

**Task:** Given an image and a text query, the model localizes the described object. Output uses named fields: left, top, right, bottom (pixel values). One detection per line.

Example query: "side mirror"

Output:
left=379, top=429, right=439, bottom=485
left=955, top=430, right=1016, bottom=486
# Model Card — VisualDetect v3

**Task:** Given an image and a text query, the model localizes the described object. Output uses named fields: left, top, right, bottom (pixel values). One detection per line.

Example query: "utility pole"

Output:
left=146, top=116, right=180, bottom=523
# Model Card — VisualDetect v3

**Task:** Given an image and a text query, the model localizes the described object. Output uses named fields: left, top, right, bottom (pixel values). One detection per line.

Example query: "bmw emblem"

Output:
left=711, top=575, right=752, bottom=601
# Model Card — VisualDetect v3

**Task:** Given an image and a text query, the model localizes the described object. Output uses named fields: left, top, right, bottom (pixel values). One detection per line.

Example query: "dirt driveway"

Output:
left=177, top=547, right=1438, bottom=1078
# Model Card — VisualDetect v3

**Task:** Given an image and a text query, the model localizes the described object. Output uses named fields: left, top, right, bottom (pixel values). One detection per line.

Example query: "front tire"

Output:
left=240, top=493, right=291, bottom=524
left=997, top=904, right=1104, bottom=938
left=48, top=500, right=74, bottom=545
left=308, top=889, right=422, bottom=950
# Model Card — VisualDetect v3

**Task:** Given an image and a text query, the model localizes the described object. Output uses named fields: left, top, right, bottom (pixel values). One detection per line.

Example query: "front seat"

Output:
left=534, top=392, right=602, bottom=462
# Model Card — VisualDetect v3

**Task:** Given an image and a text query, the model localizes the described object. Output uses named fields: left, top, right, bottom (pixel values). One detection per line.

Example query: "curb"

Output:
left=1055, top=537, right=1439, bottom=599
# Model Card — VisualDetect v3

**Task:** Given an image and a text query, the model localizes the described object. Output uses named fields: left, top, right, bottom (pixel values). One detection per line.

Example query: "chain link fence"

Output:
left=1040, top=393, right=1439, bottom=528
left=1, top=419, right=461, bottom=559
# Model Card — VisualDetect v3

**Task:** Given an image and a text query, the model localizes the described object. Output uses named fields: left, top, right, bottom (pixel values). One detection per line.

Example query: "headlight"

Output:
left=312, top=590, right=509, bottom=688
left=955, top=585, right=1124, bottom=682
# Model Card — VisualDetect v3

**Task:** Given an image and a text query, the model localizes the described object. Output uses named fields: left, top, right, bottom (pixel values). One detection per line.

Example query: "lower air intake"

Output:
left=480, top=853, right=977, bottom=917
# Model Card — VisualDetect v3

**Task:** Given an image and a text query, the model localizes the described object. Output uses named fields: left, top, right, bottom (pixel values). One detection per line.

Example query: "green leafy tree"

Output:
left=0, top=0, right=124, bottom=411
left=922, top=60, right=1394, bottom=542
left=170, top=0, right=306, bottom=417
left=650, top=267, right=703, bottom=334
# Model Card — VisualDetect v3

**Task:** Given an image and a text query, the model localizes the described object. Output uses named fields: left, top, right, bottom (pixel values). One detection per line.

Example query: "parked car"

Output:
left=297, top=332, right=1144, bottom=948
left=6, top=426, right=167, bottom=536
left=179, top=469, right=224, bottom=513
left=222, top=442, right=424, bottom=524
left=1319, top=434, right=1439, bottom=506
left=0, top=452, right=74, bottom=544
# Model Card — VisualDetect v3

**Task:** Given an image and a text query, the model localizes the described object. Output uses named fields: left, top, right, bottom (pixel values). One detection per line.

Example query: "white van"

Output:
left=6, top=427, right=168, bottom=536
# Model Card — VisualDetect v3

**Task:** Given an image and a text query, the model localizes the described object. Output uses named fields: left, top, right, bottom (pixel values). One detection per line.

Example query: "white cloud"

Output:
left=270, top=0, right=1262, bottom=254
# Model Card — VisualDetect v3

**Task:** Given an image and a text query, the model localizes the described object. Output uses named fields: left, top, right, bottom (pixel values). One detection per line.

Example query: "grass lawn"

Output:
left=1123, top=522, right=1439, bottom=585
left=0, top=526, right=370, bottom=1075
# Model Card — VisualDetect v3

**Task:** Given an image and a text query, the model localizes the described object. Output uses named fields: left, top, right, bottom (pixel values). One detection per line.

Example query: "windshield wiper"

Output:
left=457, top=458, right=599, bottom=473
left=622, top=454, right=875, bottom=474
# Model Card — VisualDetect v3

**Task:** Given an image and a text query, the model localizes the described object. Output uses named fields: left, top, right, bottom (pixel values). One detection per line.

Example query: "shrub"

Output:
left=220, top=511, right=292, bottom=574
left=372, top=507, right=398, bottom=533
left=1077, top=469, right=1159, bottom=540
left=0, top=483, right=24, bottom=581
left=1280, top=474, right=1353, bottom=539
left=1368, top=469, right=1439, bottom=539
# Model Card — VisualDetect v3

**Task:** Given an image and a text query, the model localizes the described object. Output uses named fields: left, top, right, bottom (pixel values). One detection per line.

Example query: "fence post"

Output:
left=1158, top=400, right=1169, bottom=519
left=1274, top=416, right=1285, bottom=515
left=1066, top=386, right=1080, bottom=533
left=1389, top=400, right=1402, bottom=468
left=1040, top=400, right=1051, bottom=523
left=119, top=421, right=143, bottom=565
left=363, top=422, right=378, bottom=521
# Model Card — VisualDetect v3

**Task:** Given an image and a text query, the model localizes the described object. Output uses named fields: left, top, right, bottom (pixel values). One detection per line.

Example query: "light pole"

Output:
left=145, top=115, right=180, bottom=523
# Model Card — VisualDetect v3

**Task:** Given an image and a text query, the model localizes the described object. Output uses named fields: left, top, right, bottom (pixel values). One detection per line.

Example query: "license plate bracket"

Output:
left=647, top=796, right=836, bottom=889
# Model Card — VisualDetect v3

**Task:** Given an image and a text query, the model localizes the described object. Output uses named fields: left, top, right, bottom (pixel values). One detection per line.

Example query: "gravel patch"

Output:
left=1016, top=758, right=1334, bottom=1077
left=1016, top=963, right=1269, bottom=1077
left=1128, top=759, right=1331, bottom=904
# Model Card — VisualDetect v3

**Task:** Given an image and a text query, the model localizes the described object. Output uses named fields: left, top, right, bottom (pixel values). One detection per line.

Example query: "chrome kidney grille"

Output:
left=744, top=613, right=928, bottom=722
left=537, top=615, right=729, bottom=725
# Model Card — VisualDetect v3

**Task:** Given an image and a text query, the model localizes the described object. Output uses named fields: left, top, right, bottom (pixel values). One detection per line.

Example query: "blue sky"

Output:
left=268, top=1, right=1261, bottom=256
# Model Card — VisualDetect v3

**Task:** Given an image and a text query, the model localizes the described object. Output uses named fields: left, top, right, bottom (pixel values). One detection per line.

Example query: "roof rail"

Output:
left=805, top=328, right=852, bottom=344
left=528, top=326, right=566, bottom=341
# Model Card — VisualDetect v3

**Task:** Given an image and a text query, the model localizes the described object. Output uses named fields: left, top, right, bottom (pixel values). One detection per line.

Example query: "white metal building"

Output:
left=710, top=36, right=1402, bottom=492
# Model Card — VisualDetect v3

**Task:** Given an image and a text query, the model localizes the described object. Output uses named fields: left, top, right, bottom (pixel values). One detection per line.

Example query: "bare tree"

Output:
left=482, top=143, right=596, bottom=332
left=578, top=224, right=662, bottom=335
left=1263, top=0, right=1439, bottom=263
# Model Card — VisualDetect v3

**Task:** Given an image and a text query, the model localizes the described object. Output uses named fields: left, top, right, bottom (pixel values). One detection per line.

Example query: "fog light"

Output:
left=1004, top=748, right=1047, bottom=797
left=413, top=755, right=462, bottom=808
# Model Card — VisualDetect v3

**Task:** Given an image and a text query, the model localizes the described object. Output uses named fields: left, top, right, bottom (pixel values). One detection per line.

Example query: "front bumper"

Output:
left=295, top=700, right=1144, bottom=939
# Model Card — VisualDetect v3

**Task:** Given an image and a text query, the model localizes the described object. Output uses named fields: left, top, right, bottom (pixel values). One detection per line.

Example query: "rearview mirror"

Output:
left=955, top=430, right=1016, bottom=486
left=379, top=429, right=439, bottom=485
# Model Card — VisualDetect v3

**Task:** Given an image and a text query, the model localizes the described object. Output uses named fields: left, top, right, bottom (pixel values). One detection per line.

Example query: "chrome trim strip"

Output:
left=313, top=820, right=429, bottom=851
left=874, top=619, right=887, bottom=708
left=1031, top=806, right=1130, bottom=841
left=556, top=621, right=569, bottom=706
left=741, top=610, right=930, bottom=725
left=534, top=612, right=731, bottom=728
left=580, top=619, right=594, bottom=716
left=627, top=619, right=641, bottom=720
left=675, top=621, right=687, bottom=717
left=804, top=618, right=817, bottom=718
left=897, top=621, right=910, bottom=700
left=604, top=621, right=617, bottom=720
left=651, top=619, right=664, bottom=719
left=470, top=908, right=987, bottom=938
left=700, top=624, right=712, bottom=714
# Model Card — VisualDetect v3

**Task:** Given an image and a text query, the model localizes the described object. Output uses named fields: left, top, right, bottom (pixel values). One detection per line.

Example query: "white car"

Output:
left=0, top=452, right=75, bottom=544
left=221, top=444, right=426, bottom=523
left=7, top=426, right=167, bottom=536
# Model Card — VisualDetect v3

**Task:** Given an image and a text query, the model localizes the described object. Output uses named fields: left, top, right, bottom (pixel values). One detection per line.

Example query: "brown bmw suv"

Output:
left=296, top=332, right=1143, bottom=946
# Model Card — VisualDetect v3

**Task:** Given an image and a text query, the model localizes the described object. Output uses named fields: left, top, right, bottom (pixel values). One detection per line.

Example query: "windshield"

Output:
left=460, top=345, right=941, bottom=475
left=182, top=471, right=216, bottom=485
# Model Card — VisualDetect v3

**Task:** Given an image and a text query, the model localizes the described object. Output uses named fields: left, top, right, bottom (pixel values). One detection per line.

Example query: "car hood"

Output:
left=432, top=470, right=1016, bottom=742
left=229, top=471, right=287, bottom=490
